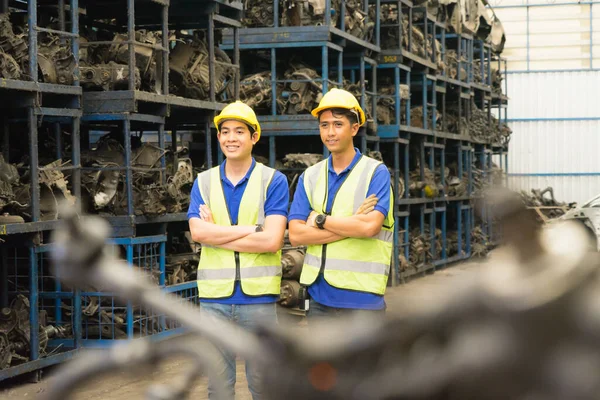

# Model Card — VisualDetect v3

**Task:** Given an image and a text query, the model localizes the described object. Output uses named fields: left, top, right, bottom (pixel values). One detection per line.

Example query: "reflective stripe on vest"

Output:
left=299, top=156, right=394, bottom=295
left=196, top=162, right=282, bottom=298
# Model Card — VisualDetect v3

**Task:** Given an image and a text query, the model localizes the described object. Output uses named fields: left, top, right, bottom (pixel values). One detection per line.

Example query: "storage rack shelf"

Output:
left=0, top=0, right=510, bottom=381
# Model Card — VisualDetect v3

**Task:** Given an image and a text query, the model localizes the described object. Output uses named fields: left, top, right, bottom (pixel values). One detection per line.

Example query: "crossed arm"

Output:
left=288, top=194, right=385, bottom=246
left=189, top=205, right=287, bottom=254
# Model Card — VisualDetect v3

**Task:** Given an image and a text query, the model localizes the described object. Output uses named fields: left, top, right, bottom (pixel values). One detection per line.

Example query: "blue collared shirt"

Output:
left=187, top=158, right=289, bottom=304
left=288, top=148, right=391, bottom=310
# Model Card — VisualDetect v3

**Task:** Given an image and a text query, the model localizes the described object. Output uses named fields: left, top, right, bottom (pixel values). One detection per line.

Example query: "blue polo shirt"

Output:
left=288, top=148, right=391, bottom=310
left=187, top=158, right=289, bottom=304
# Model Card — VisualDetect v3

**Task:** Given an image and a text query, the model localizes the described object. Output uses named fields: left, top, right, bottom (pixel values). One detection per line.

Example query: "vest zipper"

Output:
left=235, top=251, right=241, bottom=281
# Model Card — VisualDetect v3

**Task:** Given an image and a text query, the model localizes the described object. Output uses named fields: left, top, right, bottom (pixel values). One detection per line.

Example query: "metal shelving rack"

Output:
left=0, top=0, right=83, bottom=381
left=221, top=0, right=381, bottom=168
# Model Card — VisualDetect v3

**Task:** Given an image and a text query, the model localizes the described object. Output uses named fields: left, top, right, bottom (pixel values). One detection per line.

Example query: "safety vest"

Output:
left=299, top=156, right=394, bottom=295
left=196, top=162, right=282, bottom=298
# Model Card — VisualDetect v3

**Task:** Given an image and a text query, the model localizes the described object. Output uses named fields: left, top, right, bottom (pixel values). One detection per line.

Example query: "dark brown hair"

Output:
left=318, top=107, right=359, bottom=125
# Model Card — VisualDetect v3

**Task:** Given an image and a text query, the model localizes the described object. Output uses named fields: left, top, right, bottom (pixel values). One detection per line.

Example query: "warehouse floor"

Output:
left=0, top=262, right=479, bottom=399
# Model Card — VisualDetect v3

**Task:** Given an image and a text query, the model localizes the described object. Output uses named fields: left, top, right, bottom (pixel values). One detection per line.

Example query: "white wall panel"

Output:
left=507, top=121, right=600, bottom=174
left=508, top=176, right=600, bottom=204
left=506, top=71, right=600, bottom=119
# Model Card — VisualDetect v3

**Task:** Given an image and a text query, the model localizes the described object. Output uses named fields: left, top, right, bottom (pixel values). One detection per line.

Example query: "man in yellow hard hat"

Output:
left=288, top=88, right=394, bottom=319
left=187, top=100, right=289, bottom=399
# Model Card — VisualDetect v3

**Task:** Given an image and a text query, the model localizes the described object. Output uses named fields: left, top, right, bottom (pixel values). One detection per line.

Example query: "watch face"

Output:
left=316, top=214, right=325, bottom=225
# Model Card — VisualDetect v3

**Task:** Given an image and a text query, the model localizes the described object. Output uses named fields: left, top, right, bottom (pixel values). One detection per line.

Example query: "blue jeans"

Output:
left=306, top=299, right=386, bottom=321
left=199, top=302, right=278, bottom=400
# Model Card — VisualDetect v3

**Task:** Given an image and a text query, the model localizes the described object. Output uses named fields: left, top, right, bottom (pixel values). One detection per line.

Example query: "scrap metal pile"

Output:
left=0, top=154, right=76, bottom=223
left=376, top=82, right=409, bottom=126
left=80, top=134, right=194, bottom=216
left=520, top=187, right=572, bottom=221
left=410, top=106, right=442, bottom=130
left=380, top=9, right=444, bottom=70
left=408, top=224, right=442, bottom=267
left=470, top=102, right=512, bottom=145
left=80, top=29, right=235, bottom=101
left=408, top=164, right=444, bottom=199
left=79, top=29, right=159, bottom=92
left=0, top=13, right=76, bottom=83
left=169, top=31, right=236, bottom=100
left=243, top=0, right=375, bottom=42
left=238, top=62, right=373, bottom=125
left=446, top=49, right=468, bottom=81
left=0, top=295, right=69, bottom=370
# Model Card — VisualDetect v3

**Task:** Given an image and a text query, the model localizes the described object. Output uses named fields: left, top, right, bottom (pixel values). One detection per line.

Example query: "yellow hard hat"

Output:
left=310, top=88, right=366, bottom=126
left=214, top=100, right=261, bottom=140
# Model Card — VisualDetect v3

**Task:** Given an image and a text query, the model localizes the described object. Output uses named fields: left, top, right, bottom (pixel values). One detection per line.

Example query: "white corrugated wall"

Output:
left=490, top=0, right=600, bottom=205
left=502, top=71, right=600, bottom=204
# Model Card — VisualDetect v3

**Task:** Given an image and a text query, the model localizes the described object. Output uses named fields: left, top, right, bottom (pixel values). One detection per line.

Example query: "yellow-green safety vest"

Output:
left=299, top=155, right=394, bottom=295
left=196, top=162, right=282, bottom=298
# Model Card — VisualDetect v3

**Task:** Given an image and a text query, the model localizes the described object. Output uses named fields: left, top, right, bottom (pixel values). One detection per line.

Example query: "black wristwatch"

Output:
left=315, top=214, right=327, bottom=230
left=255, top=224, right=264, bottom=232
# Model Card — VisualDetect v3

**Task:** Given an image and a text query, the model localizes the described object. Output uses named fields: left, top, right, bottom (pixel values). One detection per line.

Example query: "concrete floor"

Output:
left=0, top=261, right=478, bottom=399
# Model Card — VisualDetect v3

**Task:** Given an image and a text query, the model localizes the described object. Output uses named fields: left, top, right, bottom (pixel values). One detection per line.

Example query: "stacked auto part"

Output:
left=80, top=134, right=194, bottom=216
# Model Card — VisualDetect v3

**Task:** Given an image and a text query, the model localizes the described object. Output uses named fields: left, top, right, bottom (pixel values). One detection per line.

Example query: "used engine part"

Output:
left=410, top=106, right=441, bottom=130
left=446, top=49, right=468, bottom=81
left=170, top=33, right=235, bottom=100
left=281, top=250, right=304, bottom=280
left=471, top=225, right=489, bottom=257
left=165, top=158, right=194, bottom=213
left=282, top=63, right=323, bottom=115
left=409, top=164, right=443, bottom=198
left=239, top=71, right=276, bottom=110
left=80, top=61, right=141, bottom=91
left=0, top=295, right=66, bottom=370
left=278, top=279, right=301, bottom=308
left=376, top=83, right=409, bottom=126
left=108, top=30, right=162, bottom=93
left=243, top=0, right=275, bottom=27
left=0, top=13, right=75, bottom=84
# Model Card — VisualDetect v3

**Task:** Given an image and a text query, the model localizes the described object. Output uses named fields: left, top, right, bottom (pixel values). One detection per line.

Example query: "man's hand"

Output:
left=305, top=195, right=378, bottom=229
left=307, top=211, right=318, bottom=227
left=200, top=205, right=215, bottom=224
left=355, top=194, right=378, bottom=215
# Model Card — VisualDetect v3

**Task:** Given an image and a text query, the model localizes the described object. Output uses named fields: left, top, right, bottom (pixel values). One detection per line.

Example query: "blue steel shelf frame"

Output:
left=221, top=38, right=346, bottom=167
left=345, top=53, right=381, bottom=154
left=0, top=239, right=81, bottom=382
left=0, top=0, right=82, bottom=236
left=80, top=114, right=168, bottom=229
left=239, top=0, right=380, bottom=50
left=0, top=234, right=199, bottom=381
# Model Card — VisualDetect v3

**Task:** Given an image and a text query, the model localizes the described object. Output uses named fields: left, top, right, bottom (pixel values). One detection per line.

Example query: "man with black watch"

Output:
left=288, top=89, right=394, bottom=321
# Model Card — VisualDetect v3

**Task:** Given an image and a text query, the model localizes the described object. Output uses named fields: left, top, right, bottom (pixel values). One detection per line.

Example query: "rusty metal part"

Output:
left=243, top=0, right=275, bottom=27
left=471, top=225, right=489, bottom=257
left=0, top=294, right=65, bottom=370
left=281, top=250, right=304, bottom=280
left=446, top=49, right=467, bottom=81
left=80, top=61, right=141, bottom=91
left=283, top=153, right=323, bottom=169
left=239, top=71, right=275, bottom=110
left=170, top=34, right=235, bottom=100
left=0, top=50, right=20, bottom=79
left=410, top=106, right=442, bottom=130
left=109, top=30, right=162, bottom=93
left=376, top=83, right=409, bottom=126
left=282, top=63, right=323, bottom=115
left=409, top=164, right=443, bottom=198
left=165, top=158, right=194, bottom=213
left=278, top=279, right=302, bottom=308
